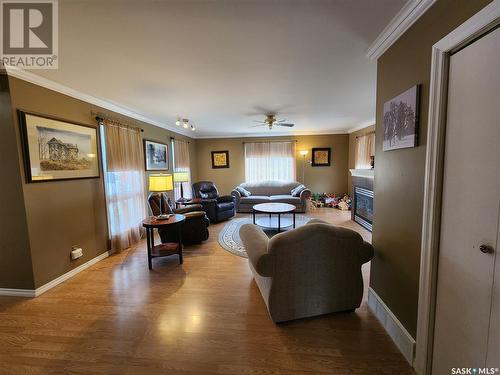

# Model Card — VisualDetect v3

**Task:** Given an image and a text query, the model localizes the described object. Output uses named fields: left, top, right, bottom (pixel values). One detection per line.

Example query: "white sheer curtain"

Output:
left=172, top=139, right=192, bottom=200
left=355, top=132, right=375, bottom=169
left=102, top=121, right=146, bottom=252
left=245, top=141, right=296, bottom=182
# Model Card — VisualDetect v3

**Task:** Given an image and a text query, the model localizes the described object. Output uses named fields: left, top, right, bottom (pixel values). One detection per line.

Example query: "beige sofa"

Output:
left=239, top=219, right=374, bottom=323
left=231, top=180, right=311, bottom=213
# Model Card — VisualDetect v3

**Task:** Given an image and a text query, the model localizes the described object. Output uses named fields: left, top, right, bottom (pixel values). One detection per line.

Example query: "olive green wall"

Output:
left=7, top=76, right=195, bottom=289
left=370, top=0, right=492, bottom=338
left=348, top=125, right=375, bottom=193
left=194, top=134, right=349, bottom=196
left=0, top=75, right=34, bottom=289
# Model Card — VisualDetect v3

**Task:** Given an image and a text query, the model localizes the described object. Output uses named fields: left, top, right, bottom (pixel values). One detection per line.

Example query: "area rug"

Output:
left=218, top=214, right=313, bottom=258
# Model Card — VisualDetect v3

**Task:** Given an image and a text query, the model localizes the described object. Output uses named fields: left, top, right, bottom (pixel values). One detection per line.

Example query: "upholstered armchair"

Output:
left=192, top=181, right=235, bottom=223
left=148, top=193, right=209, bottom=245
left=239, top=219, right=374, bottom=323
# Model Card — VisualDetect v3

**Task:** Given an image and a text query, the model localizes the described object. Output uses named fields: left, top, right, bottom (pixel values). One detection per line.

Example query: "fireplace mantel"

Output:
left=349, top=169, right=374, bottom=179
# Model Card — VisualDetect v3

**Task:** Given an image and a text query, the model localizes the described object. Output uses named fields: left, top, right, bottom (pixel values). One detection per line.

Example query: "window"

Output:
left=355, top=132, right=375, bottom=169
left=100, top=122, right=146, bottom=252
left=244, top=141, right=296, bottom=182
left=172, top=139, right=192, bottom=200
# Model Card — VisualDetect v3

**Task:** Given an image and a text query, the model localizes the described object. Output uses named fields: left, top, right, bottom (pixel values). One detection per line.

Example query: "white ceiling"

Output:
left=34, top=0, right=407, bottom=138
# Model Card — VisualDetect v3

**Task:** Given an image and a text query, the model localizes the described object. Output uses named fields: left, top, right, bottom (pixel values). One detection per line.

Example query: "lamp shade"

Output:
left=173, top=171, right=190, bottom=183
left=149, top=174, right=173, bottom=192
left=299, top=150, right=309, bottom=156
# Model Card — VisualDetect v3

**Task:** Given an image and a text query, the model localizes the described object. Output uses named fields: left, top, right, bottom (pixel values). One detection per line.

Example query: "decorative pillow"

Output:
left=235, top=186, right=251, bottom=197
left=291, top=184, right=307, bottom=197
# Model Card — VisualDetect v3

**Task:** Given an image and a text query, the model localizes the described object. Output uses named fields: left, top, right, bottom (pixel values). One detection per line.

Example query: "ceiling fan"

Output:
left=250, top=114, right=295, bottom=130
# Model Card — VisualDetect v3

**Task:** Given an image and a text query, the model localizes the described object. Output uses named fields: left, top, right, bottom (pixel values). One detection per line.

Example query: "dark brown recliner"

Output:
left=148, top=193, right=209, bottom=245
left=192, top=181, right=235, bottom=223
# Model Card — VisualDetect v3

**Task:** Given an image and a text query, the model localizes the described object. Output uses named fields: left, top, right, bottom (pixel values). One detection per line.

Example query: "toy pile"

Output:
left=310, top=193, right=352, bottom=210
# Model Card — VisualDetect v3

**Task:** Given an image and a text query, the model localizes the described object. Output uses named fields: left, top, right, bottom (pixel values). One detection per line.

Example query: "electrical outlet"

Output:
left=71, top=247, right=83, bottom=260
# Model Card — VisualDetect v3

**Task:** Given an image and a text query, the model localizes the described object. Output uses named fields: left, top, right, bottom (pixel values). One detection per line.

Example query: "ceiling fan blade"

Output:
left=249, top=124, right=266, bottom=128
left=276, top=123, right=295, bottom=127
left=276, top=119, right=287, bottom=123
left=252, top=120, right=267, bottom=123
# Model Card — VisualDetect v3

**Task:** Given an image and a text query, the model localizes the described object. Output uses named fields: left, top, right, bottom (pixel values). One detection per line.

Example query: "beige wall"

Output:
left=7, top=76, right=195, bottom=289
left=194, top=134, right=349, bottom=196
left=370, top=0, right=492, bottom=338
left=0, top=75, right=34, bottom=289
left=347, top=125, right=375, bottom=193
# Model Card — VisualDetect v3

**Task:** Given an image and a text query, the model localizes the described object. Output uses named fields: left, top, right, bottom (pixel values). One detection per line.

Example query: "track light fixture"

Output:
left=175, top=116, right=195, bottom=131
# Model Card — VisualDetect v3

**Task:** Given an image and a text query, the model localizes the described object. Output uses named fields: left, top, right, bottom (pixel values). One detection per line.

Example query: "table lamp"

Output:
left=149, top=174, right=174, bottom=220
left=173, top=171, right=190, bottom=202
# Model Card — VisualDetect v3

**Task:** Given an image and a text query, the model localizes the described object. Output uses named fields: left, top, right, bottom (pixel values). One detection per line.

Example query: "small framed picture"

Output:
left=18, top=110, right=100, bottom=182
left=311, top=148, right=331, bottom=167
left=383, top=85, right=420, bottom=151
left=211, top=150, right=229, bottom=169
left=144, top=140, right=169, bottom=171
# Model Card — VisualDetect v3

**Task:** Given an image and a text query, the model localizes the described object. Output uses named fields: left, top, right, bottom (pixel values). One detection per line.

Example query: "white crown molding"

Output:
left=366, top=0, right=437, bottom=60
left=347, top=121, right=375, bottom=134
left=0, top=251, right=110, bottom=298
left=195, top=129, right=351, bottom=139
left=368, top=287, right=416, bottom=365
left=4, top=66, right=195, bottom=138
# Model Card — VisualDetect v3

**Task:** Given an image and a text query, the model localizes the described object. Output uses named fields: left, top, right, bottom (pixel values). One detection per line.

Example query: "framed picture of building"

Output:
left=211, top=150, right=229, bottom=168
left=18, top=111, right=100, bottom=183
left=144, top=140, right=169, bottom=171
left=311, top=147, right=331, bottom=166
left=383, top=85, right=420, bottom=151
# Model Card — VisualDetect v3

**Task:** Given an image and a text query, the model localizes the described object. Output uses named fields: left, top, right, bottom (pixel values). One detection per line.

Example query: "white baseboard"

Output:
left=368, top=287, right=416, bottom=365
left=0, top=288, right=36, bottom=297
left=0, top=251, right=110, bottom=298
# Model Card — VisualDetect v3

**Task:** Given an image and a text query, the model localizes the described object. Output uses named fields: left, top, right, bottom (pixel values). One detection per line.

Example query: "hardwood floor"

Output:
left=0, top=209, right=415, bottom=374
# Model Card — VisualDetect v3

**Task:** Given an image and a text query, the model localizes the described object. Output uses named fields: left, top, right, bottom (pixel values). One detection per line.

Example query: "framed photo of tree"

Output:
left=18, top=111, right=100, bottom=183
left=383, top=85, right=420, bottom=151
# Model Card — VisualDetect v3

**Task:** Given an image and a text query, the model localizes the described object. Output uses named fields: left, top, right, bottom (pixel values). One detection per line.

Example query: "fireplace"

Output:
left=354, top=186, right=373, bottom=231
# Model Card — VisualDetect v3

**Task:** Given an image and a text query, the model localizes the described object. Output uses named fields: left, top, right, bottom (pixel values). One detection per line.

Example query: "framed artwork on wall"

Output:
left=18, top=110, right=100, bottom=183
left=311, top=147, right=331, bottom=167
left=144, top=140, right=169, bottom=171
left=211, top=150, right=229, bottom=168
left=383, top=85, right=420, bottom=151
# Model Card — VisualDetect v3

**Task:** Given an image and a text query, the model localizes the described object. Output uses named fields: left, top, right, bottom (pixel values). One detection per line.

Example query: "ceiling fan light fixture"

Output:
left=191, top=124, right=195, bottom=131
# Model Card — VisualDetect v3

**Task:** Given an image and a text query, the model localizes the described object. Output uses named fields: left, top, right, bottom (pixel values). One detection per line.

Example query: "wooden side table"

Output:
left=142, top=214, right=186, bottom=270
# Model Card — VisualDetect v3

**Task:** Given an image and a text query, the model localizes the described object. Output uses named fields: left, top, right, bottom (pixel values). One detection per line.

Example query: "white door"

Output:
left=432, top=28, right=500, bottom=374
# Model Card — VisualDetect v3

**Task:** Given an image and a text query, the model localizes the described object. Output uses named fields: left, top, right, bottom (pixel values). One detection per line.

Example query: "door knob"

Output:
left=479, top=244, right=494, bottom=254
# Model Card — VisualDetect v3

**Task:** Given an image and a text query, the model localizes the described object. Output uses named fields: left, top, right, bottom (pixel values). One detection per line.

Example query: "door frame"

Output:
left=414, top=2, right=500, bottom=374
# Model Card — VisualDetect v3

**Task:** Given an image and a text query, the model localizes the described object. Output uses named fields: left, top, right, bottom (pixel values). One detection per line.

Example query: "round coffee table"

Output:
left=252, top=203, right=296, bottom=232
